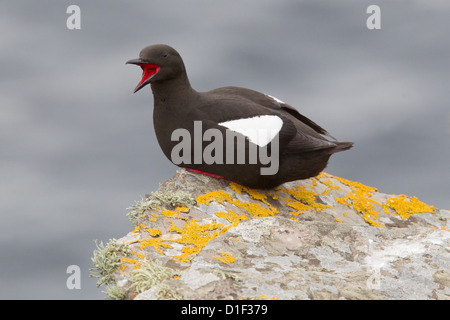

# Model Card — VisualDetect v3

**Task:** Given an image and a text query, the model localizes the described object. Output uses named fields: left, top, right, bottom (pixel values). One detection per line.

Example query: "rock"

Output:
left=92, top=169, right=450, bottom=300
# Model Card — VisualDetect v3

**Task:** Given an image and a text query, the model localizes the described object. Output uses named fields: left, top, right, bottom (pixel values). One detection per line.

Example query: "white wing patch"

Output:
left=219, top=115, right=283, bottom=147
left=266, top=94, right=285, bottom=105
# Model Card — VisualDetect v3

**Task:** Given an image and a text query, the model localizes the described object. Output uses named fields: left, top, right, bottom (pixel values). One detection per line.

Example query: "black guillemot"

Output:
left=126, top=44, right=353, bottom=189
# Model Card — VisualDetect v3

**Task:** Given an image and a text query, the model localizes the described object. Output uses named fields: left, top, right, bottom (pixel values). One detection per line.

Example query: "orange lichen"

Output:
left=230, top=182, right=268, bottom=202
left=196, top=190, right=233, bottom=205
left=232, top=199, right=276, bottom=217
left=134, top=186, right=280, bottom=263
left=332, top=175, right=385, bottom=228
left=157, top=185, right=281, bottom=262
left=146, top=228, right=162, bottom=237
left=212, top=251, right=236, bottom=264
left=282, top=198, right=309, bottom=215
left=176, top=206, right=190, bottom=212
left=383, top=194, right=434, bottom=219
left=215, top=210, right=249, bottom=226
left=229, top=182, right=278, bottom=213
left=120, top=257, right=140, bottom=271
left=318, top=175, right=342, bottom=191
left=169, top=219, right=224, bottom=263
left=229, top=182, right=245, bottom=195
left=161, top=209, right=180, bottom=217
left=267, top=190, right=280, bottom=200
left=280, top=185, right=330, bottom=215
left=120, top=169, right=444, bottom=280
left=121, top=257, right=138, bottom=264
left=139, top=238, right=173, bottom=255
left=258, top=294, right=279, bottom=300
left=281, top=185, right=316, bottom=205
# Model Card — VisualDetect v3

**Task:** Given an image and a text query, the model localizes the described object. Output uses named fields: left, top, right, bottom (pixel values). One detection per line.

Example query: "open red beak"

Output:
left=126, top=59, right=160, bottom=93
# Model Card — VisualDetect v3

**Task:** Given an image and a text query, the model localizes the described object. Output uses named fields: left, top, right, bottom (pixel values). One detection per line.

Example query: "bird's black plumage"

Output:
left=127, top=44, right=353, bottom=188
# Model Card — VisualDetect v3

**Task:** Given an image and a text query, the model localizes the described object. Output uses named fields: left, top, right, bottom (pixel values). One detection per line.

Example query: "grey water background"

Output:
left=1, top=1, right=449, bottom=299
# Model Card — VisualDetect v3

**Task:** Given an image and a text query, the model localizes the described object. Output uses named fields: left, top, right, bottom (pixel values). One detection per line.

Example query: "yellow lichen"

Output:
left=280, top=185, right=329, bottom=213
left=215, top=210, right=249, bottom=226
left=161, top=209, right=179, bottom=217
left=267, top=190, right=280, bottom=200
left=281, top=185, right=315, bottom=205
left=332, top=175, right=385, bottom=228
left=176, top=206, right=190, bottom=212
left=383, top=194, right=434, bottom=219
left=363, top=213, right=385, bottom=228
left=319, top=176, right=342, bottom=191
left=229, top=182, right=277, bottom=212
left=139, top=238, right=173, bottom=255
left=121, top=257, right=138, bottom=264
left=258, top=294, right=279, bottom=300
left=146, top=228, right=162, bottom=237
left=213, top=251, right=236, bottom=264
left=124, top=172, right=443, bottom=280
left=169, top=219, right=224, bottom=263
left=196, top=190, right=233, bottom=205
left=282, top=198, right=309, bottom=215
left=134, top=186, right=279, bottom=263
left=129, top=172, right=439, bottom=268
left=229, top=182, right=244, bottom=195
left=174, top=246, right=202, bottom=263
left=333, top=180, right=435, bottom=228
left=232, top=199, right=276, bottom=217
left=120, top=257, right=140, bottom=271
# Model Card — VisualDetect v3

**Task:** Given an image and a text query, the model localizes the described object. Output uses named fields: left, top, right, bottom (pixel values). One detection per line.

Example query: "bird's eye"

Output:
left=161, top=52, right=169, bottom=59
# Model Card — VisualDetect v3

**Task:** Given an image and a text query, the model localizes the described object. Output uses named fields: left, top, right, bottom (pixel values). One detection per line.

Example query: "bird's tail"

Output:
left=328, top=141, right=354, bottom=154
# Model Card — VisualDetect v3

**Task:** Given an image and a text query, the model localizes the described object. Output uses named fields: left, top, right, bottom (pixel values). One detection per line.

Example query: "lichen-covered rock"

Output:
left=92, top=169, right=449, bottom=300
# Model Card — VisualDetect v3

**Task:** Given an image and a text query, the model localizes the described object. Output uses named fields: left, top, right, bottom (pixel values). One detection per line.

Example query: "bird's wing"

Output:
left=191, top=91, right=337, bottom=154
left=206, top=86, right=337, bottom=141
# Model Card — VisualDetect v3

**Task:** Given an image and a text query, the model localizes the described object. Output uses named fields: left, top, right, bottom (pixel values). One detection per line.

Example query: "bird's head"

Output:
left=126, top=44, right=185, bottom=93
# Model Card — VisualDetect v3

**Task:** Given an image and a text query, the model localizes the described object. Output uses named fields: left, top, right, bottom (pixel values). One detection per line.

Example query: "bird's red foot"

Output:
left=186, top=168, right=229, bottom=181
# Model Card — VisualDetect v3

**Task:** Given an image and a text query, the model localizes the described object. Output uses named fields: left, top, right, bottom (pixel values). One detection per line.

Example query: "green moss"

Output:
left=214, top=270, right=244, bottom=282
left=90, top=239, right=133, bottom=287
left=127, top=189, right=195, bottom=224
left=155, top=283, right=183, bottom=300
left=152, top=189, right=196, bottom=208
left=126, top=197, right=162, bottom=224
left=129, top=258, right=177, bottom=294
left=104, top=284, right=127, bottom=300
